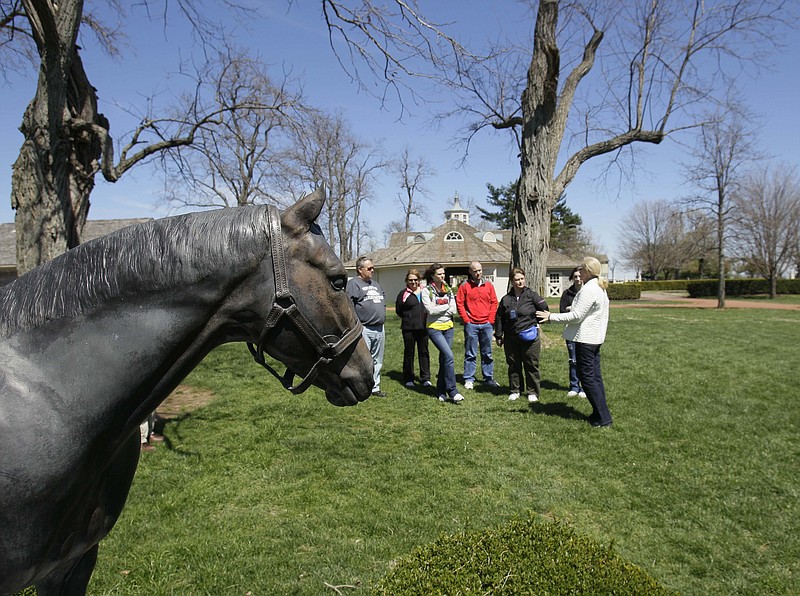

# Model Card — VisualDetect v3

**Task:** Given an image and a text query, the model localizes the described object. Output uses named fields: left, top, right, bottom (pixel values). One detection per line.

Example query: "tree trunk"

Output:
left=716, top=255, right=726, bottom=307
left=714, top=183, right=726, bottom=308
left=513, top=0, right=562, bottom=294
left=12, top=1, right=106, bottom=274
left=336, top=195, right=349, bottom=261
left=513, top=178, right=557, bottom=295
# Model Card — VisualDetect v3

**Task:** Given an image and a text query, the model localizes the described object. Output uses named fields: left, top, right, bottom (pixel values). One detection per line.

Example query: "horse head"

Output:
left=244, top=189, right=373, bottom=406
left=0, top=189, right=373, bottom=595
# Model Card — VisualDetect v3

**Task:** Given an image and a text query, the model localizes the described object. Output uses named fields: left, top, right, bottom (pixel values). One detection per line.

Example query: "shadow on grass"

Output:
left=146, top=413, right=203, bottom=458
left=512, top=401, right=587, bottom=422
left=541, top=379, right=570, bottom=392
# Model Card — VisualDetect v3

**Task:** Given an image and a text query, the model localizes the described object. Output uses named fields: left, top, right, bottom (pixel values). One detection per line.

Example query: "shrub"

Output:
left=372, top=515, right=672, bottom=595
left=687, top=278, right=800, bottom=297
left=777, top=279, right=800, bottom=293
left=607, top=283, right=641, bottom=300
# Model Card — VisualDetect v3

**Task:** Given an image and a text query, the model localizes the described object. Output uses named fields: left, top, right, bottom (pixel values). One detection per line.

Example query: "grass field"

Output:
left=83, top=306, right=799, bottom=594
left=735, top=294, right=800, bottom=305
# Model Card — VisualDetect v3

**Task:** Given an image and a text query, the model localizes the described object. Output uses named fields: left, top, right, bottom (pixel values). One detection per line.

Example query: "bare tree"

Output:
left=3, top=1, right=254, bottom=273
left=158, top=46, right=307, bottom=210
left=618, top=199, right=686, bottom=280
left=321, top=0, right=790, bottom=291
left=394, top=147, right=433, bottom=231
left=280, top=109, right=386, bottom=260
left=795, top=240, right=800, bottom=282
left=0, top=0, right=37, bottom=80
left=682, top=210, right=718, bottom=278
left=731, top=164, right=800, bottom=298
left=681, top=104, right=760, bottom=307
left=382, top=218, right=405, bottom=241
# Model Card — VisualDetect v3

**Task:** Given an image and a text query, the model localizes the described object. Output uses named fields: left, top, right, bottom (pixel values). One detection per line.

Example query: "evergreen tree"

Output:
left=550, top=197, right=584, bottom=253
left=476, top=182, right=516, bottom=229
left=479, top=181, right=589, bottom=256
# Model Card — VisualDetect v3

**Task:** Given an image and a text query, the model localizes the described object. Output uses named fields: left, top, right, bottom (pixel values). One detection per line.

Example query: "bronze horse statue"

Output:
left=0, top=190, right=373, bottom=594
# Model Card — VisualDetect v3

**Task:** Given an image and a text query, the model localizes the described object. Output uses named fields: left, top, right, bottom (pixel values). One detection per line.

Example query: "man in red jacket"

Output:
left=456, top=261, right=500, bottom=390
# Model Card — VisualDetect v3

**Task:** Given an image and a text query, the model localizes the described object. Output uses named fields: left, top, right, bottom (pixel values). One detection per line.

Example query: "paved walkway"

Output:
left=616, top=291, right=800, bottom=311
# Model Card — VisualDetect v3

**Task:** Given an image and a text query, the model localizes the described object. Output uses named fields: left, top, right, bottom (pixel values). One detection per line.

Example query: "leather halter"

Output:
left=247, top=205, right=364, bottom=394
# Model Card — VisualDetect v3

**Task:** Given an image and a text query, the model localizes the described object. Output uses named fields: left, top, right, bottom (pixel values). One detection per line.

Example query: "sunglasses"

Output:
left=407, top=278, right=419, bottom=282
left=363, top=266, right=375, bottom=271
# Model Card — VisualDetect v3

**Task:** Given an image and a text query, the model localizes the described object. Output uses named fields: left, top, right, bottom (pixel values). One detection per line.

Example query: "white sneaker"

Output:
left=438, top=394, right=447, bottom=402
left=579, top=391, right=587, bottom=398
left=452, top=393, right=465, bottom=403
left=567, top=390, right=578, bottom=397
left=464, top=380, right=474, bottom=390
left=405, top=381, right=415, bottom=388
left=508, top=392, right=520, bottom=401
left=528, top=393, right=539, bottom=403
left=423, top=380, right=433, bottom=387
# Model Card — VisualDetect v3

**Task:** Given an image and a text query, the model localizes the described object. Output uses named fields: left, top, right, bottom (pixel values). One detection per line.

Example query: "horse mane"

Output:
left=0, top=206, right=272, bottom=338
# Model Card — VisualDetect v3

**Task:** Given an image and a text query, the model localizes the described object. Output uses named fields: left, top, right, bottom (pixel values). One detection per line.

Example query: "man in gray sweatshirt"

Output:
left=347, top=256, right=387, bottom=396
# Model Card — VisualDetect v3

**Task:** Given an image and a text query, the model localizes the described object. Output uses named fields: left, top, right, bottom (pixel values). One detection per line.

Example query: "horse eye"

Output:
left=330, top=276, right=347, bottom=292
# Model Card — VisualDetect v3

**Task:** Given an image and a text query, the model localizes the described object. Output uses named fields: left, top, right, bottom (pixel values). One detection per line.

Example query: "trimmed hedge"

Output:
left=607, top=283, right=641, bottom=300
left=687, top=278, right=800, bottom=297
left=372, top=515, right=672, bottom=595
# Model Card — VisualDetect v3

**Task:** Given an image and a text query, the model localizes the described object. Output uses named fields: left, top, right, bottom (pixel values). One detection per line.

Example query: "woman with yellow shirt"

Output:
left=421, top=263, right=464, bottom=404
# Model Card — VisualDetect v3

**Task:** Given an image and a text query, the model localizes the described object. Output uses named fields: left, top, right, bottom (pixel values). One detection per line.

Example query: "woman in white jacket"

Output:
left=537, top=257, right=612, bottom=427
left=421, top=263, right=464, bottom=404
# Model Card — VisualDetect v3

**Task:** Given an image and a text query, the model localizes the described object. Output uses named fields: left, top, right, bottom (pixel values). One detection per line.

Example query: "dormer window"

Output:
left=413, top=234, right=427, bottom=243
left=444, top=231, right=463, bottom=241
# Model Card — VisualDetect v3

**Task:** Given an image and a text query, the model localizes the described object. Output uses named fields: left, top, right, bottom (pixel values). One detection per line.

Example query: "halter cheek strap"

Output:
left=247, top=205, right=364, bottom=394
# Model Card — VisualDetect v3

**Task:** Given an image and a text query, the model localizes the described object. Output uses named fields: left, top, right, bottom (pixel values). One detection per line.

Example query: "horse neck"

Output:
left=6, top=268, right=259, bottom=443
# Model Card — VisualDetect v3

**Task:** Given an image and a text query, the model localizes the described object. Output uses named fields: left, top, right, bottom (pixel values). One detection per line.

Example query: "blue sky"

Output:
left=1, top=2, right=798, bottom=277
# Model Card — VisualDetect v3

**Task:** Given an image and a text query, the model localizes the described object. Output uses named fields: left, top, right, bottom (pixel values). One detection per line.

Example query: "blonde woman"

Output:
left=538, top=257, right=612, bottom=427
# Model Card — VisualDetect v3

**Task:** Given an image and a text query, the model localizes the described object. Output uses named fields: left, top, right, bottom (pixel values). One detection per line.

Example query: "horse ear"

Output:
left=282, top=187, right=325, bottom=234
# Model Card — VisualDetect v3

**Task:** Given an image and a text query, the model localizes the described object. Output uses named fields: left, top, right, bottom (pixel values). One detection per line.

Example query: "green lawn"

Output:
left=638, top=290, right=800, bottom=306
left=83, top=307, right=799, bottom=594
left=735, top=294, right=800, bottom=305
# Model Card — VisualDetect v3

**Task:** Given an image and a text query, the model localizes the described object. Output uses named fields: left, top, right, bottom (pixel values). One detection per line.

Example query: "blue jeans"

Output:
left=361, top=324, right=385, bottom=392
left=565, top=340, right=582, bottom=392
left=576, top=342, right=612, bottom=425
left=463, top=322, right=494, bottom=382
left=427, top=326, right=457, bottom=397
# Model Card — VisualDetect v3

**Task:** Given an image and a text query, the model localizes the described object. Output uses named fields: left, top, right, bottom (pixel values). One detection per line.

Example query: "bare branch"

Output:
left=730, top=163, right=800, bottom=294
left=393, top=147, right=433, bottom=230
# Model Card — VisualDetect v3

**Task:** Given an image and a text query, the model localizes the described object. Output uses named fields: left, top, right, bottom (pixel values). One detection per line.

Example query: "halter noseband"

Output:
left=247, top=205, right=364, bottom=394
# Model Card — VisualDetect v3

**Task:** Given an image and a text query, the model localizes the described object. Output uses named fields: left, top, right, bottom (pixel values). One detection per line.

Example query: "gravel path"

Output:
left=617, top=291, right=800, bottom=311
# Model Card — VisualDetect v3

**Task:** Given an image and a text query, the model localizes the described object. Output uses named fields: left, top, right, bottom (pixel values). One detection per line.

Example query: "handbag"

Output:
left=518, top=325, right=539, bottom=341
